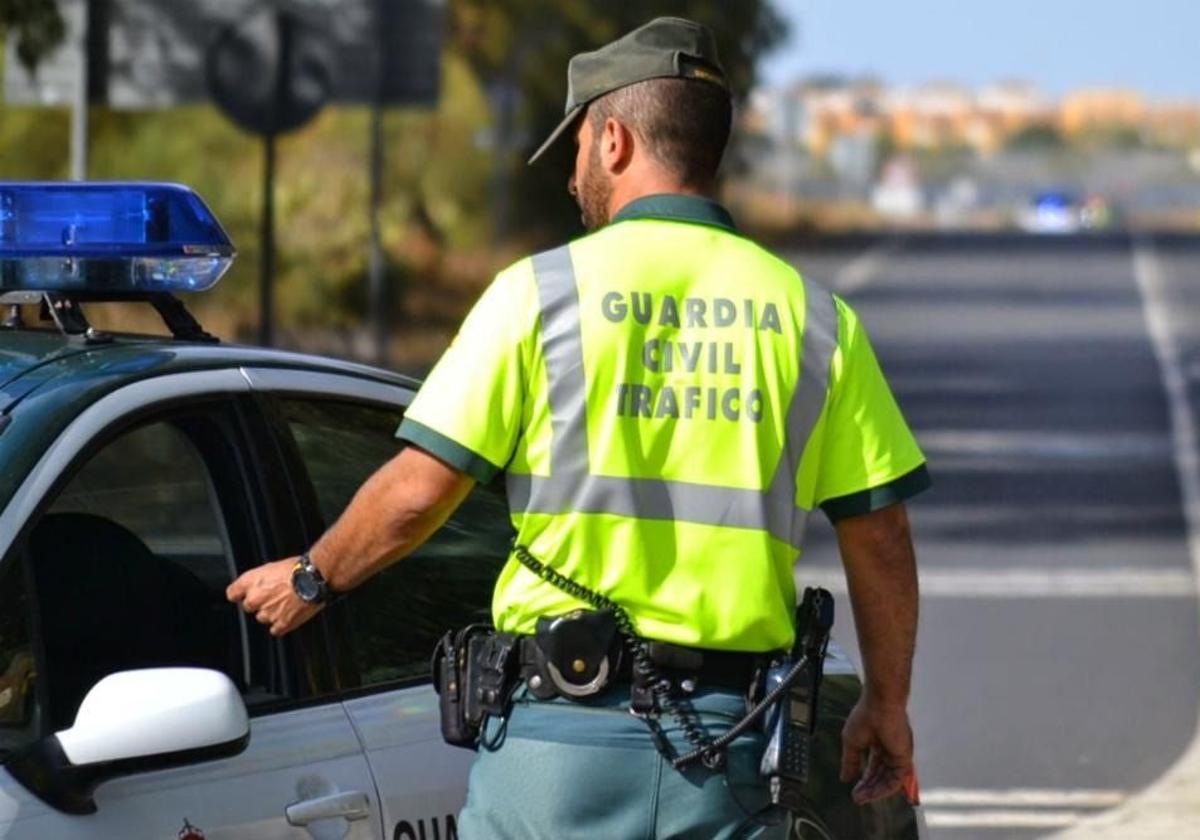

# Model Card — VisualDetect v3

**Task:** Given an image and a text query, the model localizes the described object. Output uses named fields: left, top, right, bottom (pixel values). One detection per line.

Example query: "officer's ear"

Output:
left=598, top=116, right=635, bottom=175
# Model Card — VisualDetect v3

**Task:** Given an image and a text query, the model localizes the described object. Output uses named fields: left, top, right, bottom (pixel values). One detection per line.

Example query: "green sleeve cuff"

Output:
left=396, top=418, right=502, bottom=484
left=819, top=463, right=932, bottom=523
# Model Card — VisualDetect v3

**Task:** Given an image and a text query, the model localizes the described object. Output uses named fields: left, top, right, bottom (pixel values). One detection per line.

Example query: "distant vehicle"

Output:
left=872, top=157, right=924, bottom=220
left=1080, top=195, right=1118, bottom=230
left=0, top=182, right=925, bottom=839
left=1017, top=190, right=1081, bottom=234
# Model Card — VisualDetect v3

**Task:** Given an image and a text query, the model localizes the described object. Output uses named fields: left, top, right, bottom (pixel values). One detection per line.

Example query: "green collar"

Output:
left=611, top=193, right=737, bottom=232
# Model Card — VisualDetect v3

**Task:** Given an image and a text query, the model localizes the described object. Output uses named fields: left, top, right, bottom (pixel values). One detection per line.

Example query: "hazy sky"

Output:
left=761, top=1, right=1200, bottom=98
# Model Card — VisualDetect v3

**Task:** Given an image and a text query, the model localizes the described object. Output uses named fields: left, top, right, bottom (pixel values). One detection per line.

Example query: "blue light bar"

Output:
left=0, top=182, right=235, bottom=294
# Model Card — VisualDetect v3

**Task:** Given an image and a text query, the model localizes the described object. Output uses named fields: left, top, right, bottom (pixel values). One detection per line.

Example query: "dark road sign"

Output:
left=206, top=7, right=331, bottom=136
left=5, top=0, right=444, bottom=109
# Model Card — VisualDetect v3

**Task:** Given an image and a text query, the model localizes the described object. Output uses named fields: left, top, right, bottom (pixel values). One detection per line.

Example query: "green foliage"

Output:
left=0, top=0, right=64, bottom=70
left=0, top=104, right=69, bottom=178
left=24, top=49, right=493, bottom=337
left=453, top=0, right=788, bottom=239
left=1078, top=124, right=1145, bottom=151
left=1006, top=123, right=1066, bottom=153
left=0, top=2, right=784, bottom=345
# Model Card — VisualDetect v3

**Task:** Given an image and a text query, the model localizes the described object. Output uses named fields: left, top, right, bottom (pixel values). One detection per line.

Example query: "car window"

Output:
left=23, top=412, right=283, bottom=731
left=278, top=398, right=512, bottom=686
left=0, top=556, right=36, bottom=756
left=49, top=421, right=231, bottom=588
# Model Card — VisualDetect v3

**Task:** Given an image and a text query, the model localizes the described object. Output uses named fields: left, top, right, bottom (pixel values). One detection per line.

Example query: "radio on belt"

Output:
left=760, top=586, right=834, bottom=811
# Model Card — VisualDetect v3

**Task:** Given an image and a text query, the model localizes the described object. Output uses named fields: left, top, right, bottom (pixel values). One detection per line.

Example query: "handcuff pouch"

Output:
left=527, top=609, right=621, bottom=699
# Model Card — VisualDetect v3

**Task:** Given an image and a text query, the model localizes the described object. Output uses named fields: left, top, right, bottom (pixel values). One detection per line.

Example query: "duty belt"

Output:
left=516, top=635, right=771, bottom=696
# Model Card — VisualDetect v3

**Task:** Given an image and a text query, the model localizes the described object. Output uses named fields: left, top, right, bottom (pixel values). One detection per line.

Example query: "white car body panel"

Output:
left=0, top=705, right=383, bottom=839
left=343, top=686, right=474, bottom=839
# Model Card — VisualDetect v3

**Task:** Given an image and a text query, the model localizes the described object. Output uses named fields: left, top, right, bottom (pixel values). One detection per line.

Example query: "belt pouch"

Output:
left=530, top=609, right=620, bottom=698
left=432, top=624, right=499, bottom=749
left=466, top=631, right=517, bottom=722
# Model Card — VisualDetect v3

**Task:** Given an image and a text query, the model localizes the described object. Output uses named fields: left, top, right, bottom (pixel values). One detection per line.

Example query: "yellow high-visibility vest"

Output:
left=400, top=194, right=928, bottom=652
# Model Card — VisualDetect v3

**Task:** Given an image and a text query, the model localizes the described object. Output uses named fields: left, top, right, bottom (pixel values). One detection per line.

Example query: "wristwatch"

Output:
left=291, top=553, right=334, bottom=604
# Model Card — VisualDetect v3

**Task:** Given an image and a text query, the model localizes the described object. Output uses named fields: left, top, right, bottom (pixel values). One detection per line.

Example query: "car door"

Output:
left=0, top=374, right=384, bottom=840
left=258, top=382, right=513, bottom=840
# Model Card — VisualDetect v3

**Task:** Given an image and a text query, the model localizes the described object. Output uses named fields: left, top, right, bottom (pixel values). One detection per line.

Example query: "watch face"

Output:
left=293, top=568, right=321, bottom=602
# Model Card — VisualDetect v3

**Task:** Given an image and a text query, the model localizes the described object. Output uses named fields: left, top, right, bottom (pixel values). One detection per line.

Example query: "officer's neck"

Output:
left=607, top=170, right=714, bottom=222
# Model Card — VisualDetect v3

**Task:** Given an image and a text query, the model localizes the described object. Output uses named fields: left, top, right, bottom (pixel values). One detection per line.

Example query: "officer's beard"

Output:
left=577, top=137, right=613, bottom=231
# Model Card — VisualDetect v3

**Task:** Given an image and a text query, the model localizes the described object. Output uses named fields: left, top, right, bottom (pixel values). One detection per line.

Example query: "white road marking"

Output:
left=831, top=237, right=903, bottom=294
left=921, top=788, right=1128, bottom=831
left=1134, top=241, right=1200, bottom=593
left=918, top=429, right=1168, bottom=460
left=799, top=566, right=1195, bottom=598
left=927, top=810, right=1084, bottom=829
left=922, top=788, right=1125, bottom=808
left=1048, top=240, right=1200, bottom=838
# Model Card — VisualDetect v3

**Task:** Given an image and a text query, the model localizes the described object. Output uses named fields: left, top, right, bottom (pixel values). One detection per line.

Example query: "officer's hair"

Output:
left=589, top=77, right=732, bottom=188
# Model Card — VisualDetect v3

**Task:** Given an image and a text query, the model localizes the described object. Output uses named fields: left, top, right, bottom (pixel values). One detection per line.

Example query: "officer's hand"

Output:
left=226, top=557, right=322, bottom=637
left=839, top=697, right=915, bottom=805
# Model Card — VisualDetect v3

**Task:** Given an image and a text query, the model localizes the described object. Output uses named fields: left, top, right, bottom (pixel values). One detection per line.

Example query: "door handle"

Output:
left=286, top=790, right=372, bottom=825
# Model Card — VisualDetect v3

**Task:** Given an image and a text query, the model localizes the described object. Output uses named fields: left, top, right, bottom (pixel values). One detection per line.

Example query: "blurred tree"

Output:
left=1079, top=124, right=1144, bottom=151
left=0, top=0, right=64, bottom=70
left=451, top=0, right=788, bottom=240
left=1005, top=124, right=1066, bottom=153
left=0, top=2, right=786, bottom=356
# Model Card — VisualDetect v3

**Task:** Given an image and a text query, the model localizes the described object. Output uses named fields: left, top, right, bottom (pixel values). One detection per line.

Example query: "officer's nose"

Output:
left=567, top=175, right=578, bottom=197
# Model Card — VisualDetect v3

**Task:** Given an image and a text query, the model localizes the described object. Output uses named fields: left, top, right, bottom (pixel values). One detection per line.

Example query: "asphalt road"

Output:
left=784, top=233, right=1200, bottom=840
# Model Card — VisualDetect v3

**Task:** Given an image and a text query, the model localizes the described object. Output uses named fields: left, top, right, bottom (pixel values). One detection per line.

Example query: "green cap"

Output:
left=527, top=17, right=728, bottom=164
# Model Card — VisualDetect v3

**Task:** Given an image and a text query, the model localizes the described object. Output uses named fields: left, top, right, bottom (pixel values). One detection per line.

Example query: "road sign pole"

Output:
left=69, top=0, right=90, bottom=181
left=260, top=132, right=275, bottom=347
left=367, top=0, right=388, bottom=367
left=368, top=96, right=387, bottom=365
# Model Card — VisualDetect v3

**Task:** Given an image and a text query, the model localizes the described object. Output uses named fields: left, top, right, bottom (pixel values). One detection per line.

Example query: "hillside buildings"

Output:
left=747, top=78, right=1200, bottom=158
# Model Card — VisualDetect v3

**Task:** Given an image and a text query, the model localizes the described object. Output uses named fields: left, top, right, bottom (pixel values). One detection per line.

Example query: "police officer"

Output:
left=228, top=16, right=928, bottom=838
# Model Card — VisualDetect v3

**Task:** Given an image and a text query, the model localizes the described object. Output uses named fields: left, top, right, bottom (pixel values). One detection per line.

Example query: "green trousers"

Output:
left=457, top=682, right=791, bottom=840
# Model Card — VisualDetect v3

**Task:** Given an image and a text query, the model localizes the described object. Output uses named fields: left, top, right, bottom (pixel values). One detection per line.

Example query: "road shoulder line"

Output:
left=831, top=236, right=904, bottom=295
left=1050, top=238, right=1200, bottom=837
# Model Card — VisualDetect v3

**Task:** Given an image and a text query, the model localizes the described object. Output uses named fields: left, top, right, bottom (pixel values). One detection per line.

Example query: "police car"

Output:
left=0, top=183, right=923, bottom=839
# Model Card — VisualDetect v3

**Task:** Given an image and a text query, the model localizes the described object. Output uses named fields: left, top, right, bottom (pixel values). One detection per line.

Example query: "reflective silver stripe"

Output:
left=528, top=245, right=590, bottom=509
left=766, top=286, right=840, bottom=545
left=507, top=471, right=813, bottom=540
left=508, top=244, right=839, bottom=548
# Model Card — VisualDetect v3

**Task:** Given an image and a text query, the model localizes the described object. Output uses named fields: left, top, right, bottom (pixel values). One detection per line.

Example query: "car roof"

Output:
left=0, top=328, right=421, bottom=437
left=0, top=328, right=423, bottom=512
left=0, top=329, right=419, bottom=399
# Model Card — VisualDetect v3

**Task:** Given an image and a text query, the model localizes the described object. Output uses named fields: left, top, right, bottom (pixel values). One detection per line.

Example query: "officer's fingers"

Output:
left=226, top=574, right=248, bottom=604
left=851, top=748, right=882, bottom=797
left=238, top=588, right=264, bottom=613
left=853, top=761, right=904, bottom=805
left=862, top=744, right=884, bottom=781
left=840, top=736, right=865, bottom=783
left=270, top=604, right=312, bottom=638
left=853, top=745, right=908, bottom=804
left=840, top=712, right=873, bottom=782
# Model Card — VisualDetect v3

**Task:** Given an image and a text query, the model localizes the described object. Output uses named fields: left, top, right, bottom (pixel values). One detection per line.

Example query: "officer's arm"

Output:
left=834, top=501, right=918, bottom=804
left=310, top=444, right=476, bottom=590
left=226, top=445, right=474, bottom=635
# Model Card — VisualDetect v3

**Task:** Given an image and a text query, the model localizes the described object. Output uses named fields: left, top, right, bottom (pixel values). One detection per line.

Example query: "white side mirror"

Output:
left=7, top=668, right=249, bottom=814
left=57, top=668, right=248, bottom=765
